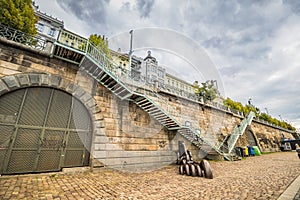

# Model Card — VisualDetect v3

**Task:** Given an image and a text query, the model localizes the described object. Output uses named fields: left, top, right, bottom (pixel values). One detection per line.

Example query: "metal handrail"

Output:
left=84, top=41, right=181, bottom=127
left=0, top=24, right=47, bottom=50
left=226, top=111, right=256, bottom=154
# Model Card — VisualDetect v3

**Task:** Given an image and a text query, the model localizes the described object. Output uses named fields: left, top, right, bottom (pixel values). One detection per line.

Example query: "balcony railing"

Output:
left=0, top=24, right=47, bottom=51
left=57, top=29, right=88, bottom=52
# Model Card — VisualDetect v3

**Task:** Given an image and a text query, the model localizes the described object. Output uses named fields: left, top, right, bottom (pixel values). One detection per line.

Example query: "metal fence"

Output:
left=0, top=24, right=47, bottom=51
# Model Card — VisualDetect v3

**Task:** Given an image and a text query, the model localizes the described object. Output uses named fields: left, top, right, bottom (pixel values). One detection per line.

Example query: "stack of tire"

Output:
left=179, top=159, right=213, bottom=179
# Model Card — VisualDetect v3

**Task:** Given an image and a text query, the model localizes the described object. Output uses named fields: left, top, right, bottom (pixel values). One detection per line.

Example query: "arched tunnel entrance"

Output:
left=0, top=87, right=92, bottom=175
left=245, top=128, right=258, bottom=147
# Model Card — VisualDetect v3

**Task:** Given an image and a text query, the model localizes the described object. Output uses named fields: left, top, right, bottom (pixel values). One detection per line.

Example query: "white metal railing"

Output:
left=226, top=111, right=256, bottom=154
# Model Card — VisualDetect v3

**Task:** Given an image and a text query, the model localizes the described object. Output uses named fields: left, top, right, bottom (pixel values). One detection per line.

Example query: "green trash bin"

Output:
left=253, top=146, right=261, bottom=156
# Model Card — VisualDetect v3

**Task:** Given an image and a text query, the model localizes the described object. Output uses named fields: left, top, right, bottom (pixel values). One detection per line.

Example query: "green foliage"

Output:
left=0, top=0, right=38, bottom=35
left=223, top=97, right=296, bottom=131
left=259, top=113, right=295, bottom=131
left=88, top=34, right=112, bottom=59
left=194, top=82, right=218, bottom=102
left=223, top=98, right=244, bottom=112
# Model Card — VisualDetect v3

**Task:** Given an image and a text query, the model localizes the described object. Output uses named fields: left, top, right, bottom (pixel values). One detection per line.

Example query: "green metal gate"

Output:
left=0, top=87, right=92, bottom=174
left=246, top=129, right=258, bottom=147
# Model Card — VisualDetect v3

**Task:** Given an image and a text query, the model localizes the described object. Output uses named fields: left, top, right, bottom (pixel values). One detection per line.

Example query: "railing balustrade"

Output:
left=0, top=24, right=47, bottom=51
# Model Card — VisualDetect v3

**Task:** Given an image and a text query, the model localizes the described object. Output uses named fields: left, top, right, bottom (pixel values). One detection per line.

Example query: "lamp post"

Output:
left=248, top=98, right=252, bottom=106
left=129, top=30, right=133, bottom=74
left=264, top=107, right=269, bottom=115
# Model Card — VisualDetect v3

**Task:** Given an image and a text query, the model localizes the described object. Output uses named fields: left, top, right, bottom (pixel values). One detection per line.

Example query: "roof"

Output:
left=33, top=1, right=64, bottom=28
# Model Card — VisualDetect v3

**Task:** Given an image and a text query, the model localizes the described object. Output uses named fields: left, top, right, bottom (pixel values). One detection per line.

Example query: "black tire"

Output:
left=179, top=165, right=184, bottom=175
left=187, top=150, right=193, bottom=161
left=186, top=152, right=190, bottom=162
left=190, top=164, right=197, bottom=177
left=184, top=164, right=190, bottom=176
left=200, top=160, right=213, bottom=179
left=195, top=165, right=202, bottom=177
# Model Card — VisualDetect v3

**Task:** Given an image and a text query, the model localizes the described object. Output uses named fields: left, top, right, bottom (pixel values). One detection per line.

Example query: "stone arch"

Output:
left=245, top=126, right=259, bottom=147
left=0, top=73, right=104, bottom=170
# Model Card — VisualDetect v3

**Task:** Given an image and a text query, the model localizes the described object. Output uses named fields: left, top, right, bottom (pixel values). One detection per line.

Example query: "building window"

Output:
left=37, top=23, right=44, bottom=32
left=158, top=70, right=164, bottom=78
left=49, top=28, right=55, bottom=36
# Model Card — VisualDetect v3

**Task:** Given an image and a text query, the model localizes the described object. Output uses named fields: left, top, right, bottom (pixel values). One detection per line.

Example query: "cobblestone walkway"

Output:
left=1, top=152, right=299, bottom=200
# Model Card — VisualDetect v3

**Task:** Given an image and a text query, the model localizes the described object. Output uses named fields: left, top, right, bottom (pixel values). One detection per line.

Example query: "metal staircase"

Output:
left=79, top=42, right=232, bottom=154
left=224, top=111, right=256, bottom=154
left=143, top=90, right=227, bottom=157
left=52, top=37, right=255, bottom=160
left=177, top=128, right=225, bottom=158
left=79, top=42, right=182, bottom=130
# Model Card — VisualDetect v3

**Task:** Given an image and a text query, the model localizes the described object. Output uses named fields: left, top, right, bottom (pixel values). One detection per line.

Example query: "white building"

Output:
left=32, top=1, right=64, bottom=41
left=141, top=51, right=166, bottom=87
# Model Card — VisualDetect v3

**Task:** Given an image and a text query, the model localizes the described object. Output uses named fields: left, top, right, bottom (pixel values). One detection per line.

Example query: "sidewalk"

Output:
left=0, top=151, right=299, bottom=199
left=278, top=174, right=300, bottom=200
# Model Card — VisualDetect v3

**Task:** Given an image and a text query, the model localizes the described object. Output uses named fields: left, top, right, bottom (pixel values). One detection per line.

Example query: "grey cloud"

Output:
left=219, top=65, right=242, bottom=78
left=120, top=2, right=131, bottom=12
left=283, top=0, right=300, bottom=15
left=136, top=0, right=155, bottom=17
left=55, top=0, right=109, bottom=24
left=203, top=37, right=223, bottom=48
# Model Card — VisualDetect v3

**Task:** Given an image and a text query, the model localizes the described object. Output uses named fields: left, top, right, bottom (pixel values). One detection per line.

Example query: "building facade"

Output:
left=141, top=51, right=166, bottom=87
left=165, top=73, right=194, bottom=94
left=32, top=1, right=64, bottom=41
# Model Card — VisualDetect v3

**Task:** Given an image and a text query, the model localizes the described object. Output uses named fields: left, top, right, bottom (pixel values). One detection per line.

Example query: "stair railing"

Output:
left=226, top=111, right=256, bottom=154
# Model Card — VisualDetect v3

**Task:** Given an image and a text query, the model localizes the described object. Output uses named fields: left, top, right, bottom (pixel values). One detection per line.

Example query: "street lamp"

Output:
left=129, top=30, right=134, bottom=73
left=248, top=98, right=252, bottom=106
left=264, top=107, right=269, bottom=115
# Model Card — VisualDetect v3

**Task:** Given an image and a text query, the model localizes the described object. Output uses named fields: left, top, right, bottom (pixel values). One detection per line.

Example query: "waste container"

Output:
left=242, top=146, right=249, bottom=156
left=235, top=147, right=244, bottom=157
left=248, top=146, right=255, bottom=156
left=235, top=147, right=242, bottom=157
left=253, top=146, right=261, bottom=156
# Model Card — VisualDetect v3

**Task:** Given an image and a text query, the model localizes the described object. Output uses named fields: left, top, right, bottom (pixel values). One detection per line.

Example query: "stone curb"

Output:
left=277, top=174, right=300, bottom=200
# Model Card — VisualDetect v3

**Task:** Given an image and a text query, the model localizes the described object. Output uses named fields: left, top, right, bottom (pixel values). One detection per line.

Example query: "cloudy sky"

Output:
left=34, top=0, right=300, bottom=129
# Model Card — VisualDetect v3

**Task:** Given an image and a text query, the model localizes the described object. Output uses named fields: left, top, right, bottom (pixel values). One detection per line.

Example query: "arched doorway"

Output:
left=245, top=128, right=258, bottom=146
left=0, top=87, right=92, bottom=174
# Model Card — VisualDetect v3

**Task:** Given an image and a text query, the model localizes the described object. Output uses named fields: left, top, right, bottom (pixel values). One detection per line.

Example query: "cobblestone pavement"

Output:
left=1, top=152, right=299, bottom=200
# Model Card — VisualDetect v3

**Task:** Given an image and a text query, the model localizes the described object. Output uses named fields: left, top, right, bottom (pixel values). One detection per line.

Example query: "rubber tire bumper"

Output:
left=200, top=159, right=213, bottom=179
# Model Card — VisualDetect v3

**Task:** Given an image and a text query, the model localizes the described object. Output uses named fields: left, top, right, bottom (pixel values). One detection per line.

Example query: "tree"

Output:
left=194, top=81, right=219, bottom=102
left=223, top=98, right=244, bottom=111
left=88, top=34, right=112, bottom=59
left=224, top=98, right=296, bottom=131
left=0, top=0, right=38, bottom=35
